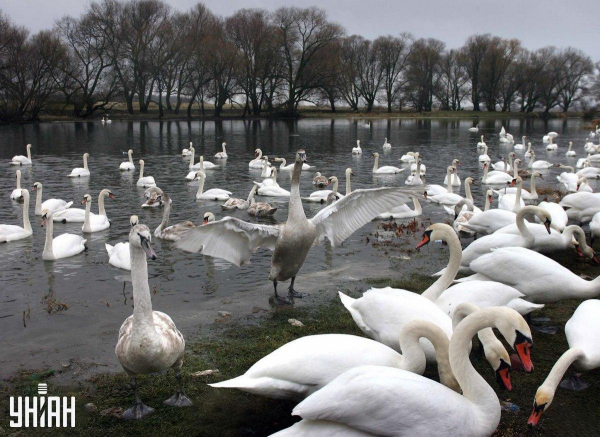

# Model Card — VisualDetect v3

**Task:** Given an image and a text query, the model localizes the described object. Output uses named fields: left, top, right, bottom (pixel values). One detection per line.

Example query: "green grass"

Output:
left=1, top=264, right=600, bottom=436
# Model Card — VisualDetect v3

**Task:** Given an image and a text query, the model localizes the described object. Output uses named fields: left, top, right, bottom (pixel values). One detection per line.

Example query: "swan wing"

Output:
left=311, top=188, right=412, bottom=247
left=176, top=217, right=280, bottom=266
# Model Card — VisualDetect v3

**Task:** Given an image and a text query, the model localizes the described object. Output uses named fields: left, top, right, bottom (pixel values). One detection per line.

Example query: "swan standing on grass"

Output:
left=372, top=152, right=403, bottom=174
left=32, top=182, right=72, bottom=215
left=214, top=142, right=227, bottom=159
left=11, top=143, right=32, bottom=166
left=193, top=171, right=232, bottom=201
left=528, top=299, right=600, bottom=427
left=10, top=170, right=22, bottom=200
left=41, top=210, right=86, bottom=260
left=154, top=194, right=196, bottom=241
left=68, top=153, right=90, bottom=177
left=82, top=193, right=112, bottom=232
left=566, top=141, right=577, bottom=157
left=53, top=189, right=113, bottom=223
left=120, top=149, right=135, bottom=171
left=211, top=319, right=460, bottom=401
left=106, top=216, right=139, bottom=270
left=352, top=140, right=362, bottom=155
left=274, top=307, right=533, bottom=437
left=382, top=138, right=391, bottom=150
left=116, top=224, right=192, bottom=419
left=249, top=148, right=265, bottom=168
left=222, top=185, right=257, bottom=210
left=137, top=160, right=156, bottom=188
left=177, top=150, right=413, bottom=301
left=0, top=189, right=32, bottom=242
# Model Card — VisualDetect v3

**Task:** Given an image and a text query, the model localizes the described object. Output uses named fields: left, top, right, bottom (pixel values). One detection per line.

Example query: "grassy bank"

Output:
left=1, top=260, right=599, bottom=436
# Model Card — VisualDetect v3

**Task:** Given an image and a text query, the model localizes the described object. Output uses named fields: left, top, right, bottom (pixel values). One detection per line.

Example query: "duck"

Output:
left=276, top=306, right=533, bottom=437
left=477, top=135, right=486, bottom=149
left=352, top=140, right=362, bottom=155
left=82, top=193, right=112, bottom=232
left=11, top=143, right=32, bottom=166
left=247, top=188, right=278, bottom=217
left=120, top=149, right=135, bottom=171
left=116, top=223, right=192, bottom=419
left=313, top=172, right=327, bottom=188
left=154, top=194, right=196, bottom=241
left=419, top=224, right=543, bottom=317
left=0, top=189, right=32, bottom=242
left=177, top=150, right=413, bottom=302
left=529, top=300, right=600, bottom=427
left=546, top=136, right=558, bottom=150
left=53, top=189, right=114, bottom=223
left=222, top=185, right=257, bottom=210
left=559, top=192, right=600, bottom=222
left=273, top=157, right=311, bottom=171
left=566, top=141, right=577, bottom=157
left=478, top=144, right=491, bottom=162
left=377, top=196, right=422, bottom=220
left=41, top=210, right=86, bottom=260
left=10, top=170, right=23, bottom=200
left=210, top=319, right=460, bottom=401
left=434, top=205, right=552, bottom=276
left=514, top=136, right=526, bottom=150
left=468, top=124, right=479, bottom=132
left=382, top=138, right=392, bottom=150
left=214, top=142, right=227, bottom=159
left=481, top=162, right=513, bottom=185
left=181, top=142, right=193, bottom=156
left=32, top=182, right=73, bottom=215
left=137, top=160, right=156, bottom=188
left=68, top=153, right=90, bottom=177
left=528, top=152, right=553, bottom=170
left=372, top=152, right=403, bottom=174
left=249, top=148, right=265, bottom=168
left=106, top=216, right=139, bottom=270
left=457, top=246, right=600, bottom=304
left=193, top=171, right=232, bottom=201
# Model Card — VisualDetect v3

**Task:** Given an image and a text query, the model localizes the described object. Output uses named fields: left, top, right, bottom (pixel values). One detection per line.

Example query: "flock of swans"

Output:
left=3, top=122, right=600, bottom=434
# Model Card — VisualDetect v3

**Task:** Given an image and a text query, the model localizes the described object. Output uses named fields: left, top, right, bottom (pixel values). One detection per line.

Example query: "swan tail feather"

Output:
left=454, top=273, right=489, bottom=283
left=210, top=376, right=309, bottom=400
left=507, top=299, right=544, bottom=315
left=105, top=243, right=114, bottom=256
left=338, top=291, right=375, bottom=338
left=64, top=201, right=73, bottom=209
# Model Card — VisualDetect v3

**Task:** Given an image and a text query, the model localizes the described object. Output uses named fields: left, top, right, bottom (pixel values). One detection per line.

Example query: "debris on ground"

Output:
left=288, top=318, right=304, bottom=327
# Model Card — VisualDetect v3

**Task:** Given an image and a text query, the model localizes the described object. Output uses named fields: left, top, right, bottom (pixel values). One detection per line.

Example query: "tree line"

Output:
left=0, top=0, right=599, bottom=122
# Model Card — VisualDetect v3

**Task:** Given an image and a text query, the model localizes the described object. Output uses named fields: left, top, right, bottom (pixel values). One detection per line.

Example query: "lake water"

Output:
left=0, top=117, right=593, bottom=379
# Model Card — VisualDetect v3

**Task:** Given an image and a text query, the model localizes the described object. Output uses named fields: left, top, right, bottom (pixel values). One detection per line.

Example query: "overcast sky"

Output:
left=2, top=0, right=599, bottom=60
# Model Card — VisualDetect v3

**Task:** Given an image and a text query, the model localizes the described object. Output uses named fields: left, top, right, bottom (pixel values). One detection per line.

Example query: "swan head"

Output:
left=84, top=153, right=89, bottom=158
left=130, top=224, right=156, bottom=260
left=493, top=308, right=534, bottom=373
left=528, top=385, right=554, bottom=427
left=26, top=143, right=32, bottom=150
left=193, top=171, right=207, bottom=182
left=202, top=212, right=215, bottom=225
left=465, top=177, right=475, bottom=186
left=16, top=169, right=21, bottom=178
left=423, top=190, right=428, bottom=200
left=513, top=158, right=521, bottom=167
left=356, top=140, right=360, bottom=146
left=532, top=171, right=543, bottom=180
left=81, top=194, right=92, bottom=205
left=130, top=215, right=139, bottom=227
left=40, top=209, right=51, bottom=227
left=32, top=182, right=41, bottom=191
left=102, top=189, right=116, bottom=200
left=346, top=168, right=354, bottom=176
left=128, top=149, right=133, bottom=155
left=254, top=148, right=260, bottom=157
left=509, top=152, right=516, bottom=158
left=452, top=159, right=460, bottom=167
left=416, top=223, right=452, bottom=249
left=314, top=172, right=321, bottom=177
left=372, top=152, right=379, bottom=158
left=490, top=347, right=512, bottom=392
left=486, top=189, right=493, bottom=205
left=326, top=176, right=338, bottom=186
left=139, top=159, right=144, bottom=165
left=296, top=149, right=307, bottom=163
left=326, top=192, right=340, bottom=205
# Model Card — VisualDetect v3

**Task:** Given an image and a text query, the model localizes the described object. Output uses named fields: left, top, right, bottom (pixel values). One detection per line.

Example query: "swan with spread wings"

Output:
left=177, top=150, right=414, bottom=302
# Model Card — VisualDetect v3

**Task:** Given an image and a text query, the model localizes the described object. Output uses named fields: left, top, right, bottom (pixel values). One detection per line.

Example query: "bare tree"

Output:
left=479, top=37, right=522, bottom=111
left=558, top=48, right=593, bottom=112
left=461, top=34, right=492, bottom=111
left=437, top=49, right=469, bottom=110
left=336, top=36, right=362, bottom=111
left=405, top=38, right=444, bottom=112
left=356, top=38, right=383, bottom=112
left=375, top=34, right=412, bottom=112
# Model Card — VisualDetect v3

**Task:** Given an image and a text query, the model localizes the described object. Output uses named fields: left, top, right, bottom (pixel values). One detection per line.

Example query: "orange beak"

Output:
left=528, top=402, right=545, bottom=427
left=515, top=341, right=534, bottom=373
left=202, top=217, right=209, bottom=225
left=109, top=193, right=115, bottom=200
left=497, top=368, right=512, bottom=392
left=488, top=195, right=493, bottom=204
left=416, top=231, right=432, bottom=250
left=81, top=197, right=87, bottom=205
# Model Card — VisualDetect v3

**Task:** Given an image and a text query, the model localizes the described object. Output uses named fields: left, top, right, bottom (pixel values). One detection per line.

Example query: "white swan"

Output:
left=497, top=176, right=525, bottom=211
left=576, top=161, right=600, bottom=179
left=137, top=160, right=156, bottom=188
left=477, top=135, right=486, bottom=149
left=405, top=155, right=424, bottom=186
left=482, top=161, right=513, bottom=185
left=499, top=126, right=506, bottom=138
left=524, top=141, right=533, bottom=158
left=210, top=320, right=460, bottom=401
left=254, top=165, right=280, bottom=189
left=382, top=137, right=391, bottom=150
left=120, top=149, right=135, bottom=171
left=352, top=140, right=362, bottom=155
left=459, top=246, right=600, bottom=304
left=304, top=173, right=343, bottom=203
left=273, top=157, right=311, bottom=171
left=278, top=307, right=533, bottom=437
left=181, top=142, right=193, bottom=156
left=559, top=192, right=600, bottom=222
left=494, top=222, right=588, bottom=257
left=443, top=159, right=461, bottom=186
left=577, top=177, right=593, bottom=192
left=556, top=164, right=578, bottom=191
left=52, top=189, right=112, bottom=223
left=249, top=148, right=264, bottom=168
left=0, top=189, right=32, bottom=242
left=106, top=216, right=139, bottom=270
left=68, top=153, right=90, bottom=177
left=11, top=143, right=32, bottom=166
left=377, top=196, right=422, bottom=219
left=478, top=144, right=490, bottom=162
left=372, top=152, right=404, bottom=174
left=188, top=147, right=217, bottom=172
left=116, top=224, right=192, bottom=419
left=82, top=193, right=111, bottom=232
left=491, top=156, right=512, bottom=172
left=154, top=194, right=196, bottom=241
left=33, top=182, right=73, bottom=215
left=260, top=156, right=274, bottom=178
left=536, top=201, right=568, bottom=232
left=494, top=171, right=541, bottom=201
left=566, top=141, right=577, bottom=157
left=528, top=299, right=600, bottom=427
left=514, top=136, right=526, bottom=150
left=425, top=166, right=454, bottom=197
left=468, top=124, right=479, bottom=132
left=400, top=151, right=416, bottom=162
left=435, top=205, right=551, bottom=276
left=222, top=185, right=257, bottom=210
left=410, top=153, right=426, bottom=175
left=193, top=171, right=232, bottom=201
left=214, top=142, right=227, bottom=159
left=459, top=207, right=516, bottom=237
left=41, top=210, right=86, bottom=260
left=528, top=152, right=553, bottom=170
left=10, top=170, right=22, bottom=200
left=546, top=136, right=558, bottom=150
left=591, top=212, right=600, bottom=245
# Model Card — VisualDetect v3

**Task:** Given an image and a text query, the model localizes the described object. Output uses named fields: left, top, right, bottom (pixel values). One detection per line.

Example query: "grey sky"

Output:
left=2, top=0, right=599, bottom=60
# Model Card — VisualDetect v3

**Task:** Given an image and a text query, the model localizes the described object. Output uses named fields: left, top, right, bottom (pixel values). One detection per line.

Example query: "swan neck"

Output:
left=44, top=213, right=54, bottom=255
left=16, top=171, right=21, bottom=189
left=27, top=145, right=31, bottom=160
left=465, top=180, right=473, bottom=202
left=333, top=178, right=339, bottom=194
left=514, top=181, right=522, bottom=211
left=412, top=197, right=422, bottom=214
left=288, top=159, right=306, bottom=222
left=35, top=186, right=43, bottom=215
left=84, top=198, right=91, bottom=227
left=530, top=175, right=537, bottom=194
left=484, top=194, right=490, bottom=211
left=22, top=192, right=31, bottom=232
left=98, top=192, right=106, bottom=216
left=83, top=154, right=88, bottom=170
left=373, top=155, right=379, bottom=172
left=422, top=228, right=462, bottom=301
left=196, top=175, right=205, bottom=197
left=346, top=173, right=351, bottom=195
left=446, top=167, right=453, bottom=193
left=128, top=150, right=133, bottom=164
left=482, top=164, right=488, bottom=184
left=540, top=348, right=585, bottom=395
left=130, top=243, right=155, bottom=334
left=159, top=199, right=171, bottom=231
left=516, top=206, right=534, bottom=242
left=247, top=186, right=257, bottom=203
left=139, top=161, right=144, bottom=179
left=189, top=148, right=195, bottom=169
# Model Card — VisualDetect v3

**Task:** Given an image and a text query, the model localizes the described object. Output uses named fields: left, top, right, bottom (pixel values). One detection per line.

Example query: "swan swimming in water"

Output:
left=214, top=142, right=228, bottom=159
left=32, top=182, right=73, bottom=215
left=82, top=193, right=112, bottom=232
left=154, top=194, right=196, bottom=241
left=137, top=160, right=156, bottom=188
left=10, top=170, right=22, bottom=200
left=106, top=216, right=139, bottom=270
left=68, top=153, right=90, bottom=177
left=0, top=189, right=32, bottom=242
left=120, top=149, right=135, bottom=171
left=11, top=143, right=32, bottom=166
left=177, top=150, right=414, bottom=302
left=41, top=210, right=87, bottom=260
